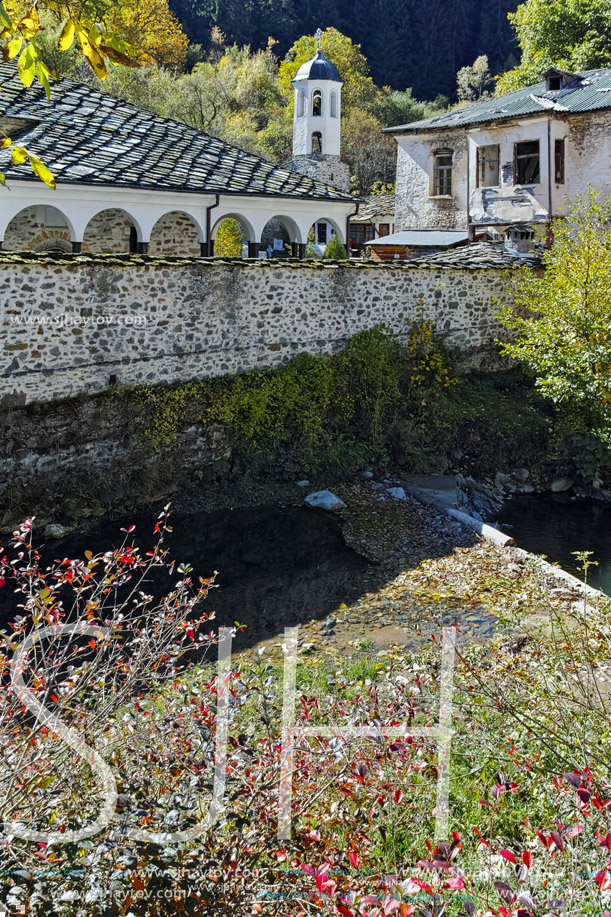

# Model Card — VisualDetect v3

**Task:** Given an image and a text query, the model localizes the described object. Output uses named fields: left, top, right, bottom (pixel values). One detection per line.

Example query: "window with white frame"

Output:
left=433, top=149, right=453, bottom=196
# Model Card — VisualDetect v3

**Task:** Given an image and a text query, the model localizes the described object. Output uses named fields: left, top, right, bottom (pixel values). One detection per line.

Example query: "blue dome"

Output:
left=293, top=50, right=342, bottom=83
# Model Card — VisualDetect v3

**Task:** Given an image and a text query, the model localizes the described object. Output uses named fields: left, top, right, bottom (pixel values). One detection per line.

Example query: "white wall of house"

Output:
left=468, top=116, right=552, bottom=227
left=395, top=110, right=611, bottom=234
left=395, top=131, right=468, bottom=231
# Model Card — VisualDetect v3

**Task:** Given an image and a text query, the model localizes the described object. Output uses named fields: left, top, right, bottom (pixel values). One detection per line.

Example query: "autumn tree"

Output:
left=101, top=0, right=189, bottom=70
left=500, top=190, right=611, bottom=431
left=498, top=0, right=611, bottom=93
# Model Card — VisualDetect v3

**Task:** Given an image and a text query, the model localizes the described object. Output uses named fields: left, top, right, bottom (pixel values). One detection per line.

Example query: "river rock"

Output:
left=512, top=468, right=530, bottom=482
left=551, top=477, right=574, bottom=493
left=296, top=480, right=310, bottom=487
left=361, top=471, right=374, bottom=480
left=304, top=490, right=347, bottom=512
left=387, top=487, right=407, bottom=501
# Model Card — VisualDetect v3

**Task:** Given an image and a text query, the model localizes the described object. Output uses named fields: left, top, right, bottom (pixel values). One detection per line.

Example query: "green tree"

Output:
left=456, top=54, right=494, bottom=101
left=497, top=0, right=611, bottom=93
left=499, top=190, right=611, bottom=429
left=323, top=234, right=347, bottom=259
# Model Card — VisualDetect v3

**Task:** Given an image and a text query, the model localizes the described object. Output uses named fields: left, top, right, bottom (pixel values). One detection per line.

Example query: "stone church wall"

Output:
left=1, top=252, right=516, bottom=407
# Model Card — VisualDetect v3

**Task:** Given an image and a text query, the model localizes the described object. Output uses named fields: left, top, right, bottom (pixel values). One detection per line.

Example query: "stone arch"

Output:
left=149, top=211, right=202, bottom=257
left=82, top=208, right=142, bottom=254
left=312, top=89, right=322, bottom=117
left=307, top=215, right=345, bottom=251
left=34, top=237, right=73, bottom=254
left=260, top=215, right=301, bottom=255
left=211, top=213, right=255, bottom=257
left=2, top=205, right=75, bottom=252
left=211, top=213, right=255, bottom=242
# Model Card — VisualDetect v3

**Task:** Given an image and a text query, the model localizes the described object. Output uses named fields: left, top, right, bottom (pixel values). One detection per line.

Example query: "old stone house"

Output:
left=0, top=56, right=355, bottom=257
left=384, top=68, right=611, bottom=244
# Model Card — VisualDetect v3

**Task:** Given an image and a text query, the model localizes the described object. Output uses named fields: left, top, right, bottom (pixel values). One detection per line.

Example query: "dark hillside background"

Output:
left=169, top=0, right=520, bottom=98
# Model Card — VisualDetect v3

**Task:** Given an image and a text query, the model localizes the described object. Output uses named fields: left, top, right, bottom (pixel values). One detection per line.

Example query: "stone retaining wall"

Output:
left=1, top=252, right=517, bottom=406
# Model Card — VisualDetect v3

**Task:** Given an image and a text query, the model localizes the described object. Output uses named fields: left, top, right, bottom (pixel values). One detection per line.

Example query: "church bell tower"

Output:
left=285, top=29, right=351, bottom=192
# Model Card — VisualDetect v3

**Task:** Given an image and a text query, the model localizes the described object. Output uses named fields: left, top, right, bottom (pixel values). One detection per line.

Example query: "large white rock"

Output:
left=551, top=477, right=574, bottom=493
left=387, top=487, right=407, bottom=501
left=304, top=490, right=347, bottom=512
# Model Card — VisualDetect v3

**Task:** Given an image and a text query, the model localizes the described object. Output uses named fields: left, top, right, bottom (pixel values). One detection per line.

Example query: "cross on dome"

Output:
left=315, top=28, right=323, bottom=50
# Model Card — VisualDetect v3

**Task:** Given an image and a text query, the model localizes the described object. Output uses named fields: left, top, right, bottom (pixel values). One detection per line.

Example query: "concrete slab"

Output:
left=401, top=474, right=458, bottom=510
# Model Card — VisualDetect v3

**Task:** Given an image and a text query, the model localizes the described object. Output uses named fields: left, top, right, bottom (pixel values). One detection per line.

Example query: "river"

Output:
left=497, top=493, right=611, bottom=594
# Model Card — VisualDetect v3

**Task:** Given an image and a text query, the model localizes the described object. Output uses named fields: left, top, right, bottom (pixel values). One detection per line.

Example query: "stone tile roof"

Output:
left=0, top=242, right=535, bottom=269
left=384, top=67, right=611, bottom=134
left=0, top=63, right=353, bottom=201
left=351, top=194, right=395, bottom=222
left=412, top=242, right=542, bottom=268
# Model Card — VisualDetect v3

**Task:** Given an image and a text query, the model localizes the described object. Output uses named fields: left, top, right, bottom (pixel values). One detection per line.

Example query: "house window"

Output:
left=330, top=91, right=337, bottom=118
left=317, top=222, right=328, bottom=244
left=515, top=140, right=540, bottom=184
left=350, top=224, right=375, bottom=245
left=312, top=90, right=322, bottom=116
left=297, top=90, right=305, bottom=117
left=378, top=223, right=390, bottom=237
left=548, top=75, right=561, bottom=91
left=477, top=144, right=500, bottom=187
left=311, top=131, right=322, bottom=154
left=555, top=138, right=565, bottom=183
left=433, top=149, right=453, bottom=196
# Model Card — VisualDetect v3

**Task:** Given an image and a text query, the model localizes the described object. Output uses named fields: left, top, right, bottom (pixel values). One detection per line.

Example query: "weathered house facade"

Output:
left=385, top=68, right=611, bottom=241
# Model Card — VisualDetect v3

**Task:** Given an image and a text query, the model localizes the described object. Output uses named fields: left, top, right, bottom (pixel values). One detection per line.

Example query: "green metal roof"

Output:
left=383, top=68, right=611, bottom=134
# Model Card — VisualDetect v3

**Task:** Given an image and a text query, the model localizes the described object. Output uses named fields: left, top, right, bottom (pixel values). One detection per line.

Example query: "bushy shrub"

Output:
left=323, top=235, right=348, bottom=259
left=2, top=522, right=611, bottom=915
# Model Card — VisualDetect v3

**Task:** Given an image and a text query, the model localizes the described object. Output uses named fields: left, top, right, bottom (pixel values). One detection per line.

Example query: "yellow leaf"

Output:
left=6, top=34, right=22, bottom=59
left=27, top=153, right=56, bottom=189
left=11, top=145, right=28, bottom=164
left=18, top=44, right=36, bottom=87
left=0, top=137, right=11, bottom=149
left=58, top=19, right=74, bottom=52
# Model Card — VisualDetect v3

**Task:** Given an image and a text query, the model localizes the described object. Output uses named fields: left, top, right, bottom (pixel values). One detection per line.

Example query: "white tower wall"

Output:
left=292, top=78, right=342, bottom=158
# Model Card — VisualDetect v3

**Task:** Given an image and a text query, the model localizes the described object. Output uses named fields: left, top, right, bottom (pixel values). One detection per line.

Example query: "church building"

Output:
left=0, top=44, right=355, bottom=258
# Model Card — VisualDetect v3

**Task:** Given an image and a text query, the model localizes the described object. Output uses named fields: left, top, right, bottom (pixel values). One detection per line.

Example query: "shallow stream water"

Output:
left=497, top=493, right=611, bottom=595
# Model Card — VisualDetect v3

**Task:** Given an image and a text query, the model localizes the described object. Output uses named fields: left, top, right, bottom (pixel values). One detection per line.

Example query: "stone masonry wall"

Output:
left=0, top=253, right=516, bottom=407
left=395, top=131, right=469, bottom=231
left=3, top=206, right=72, bottom=251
